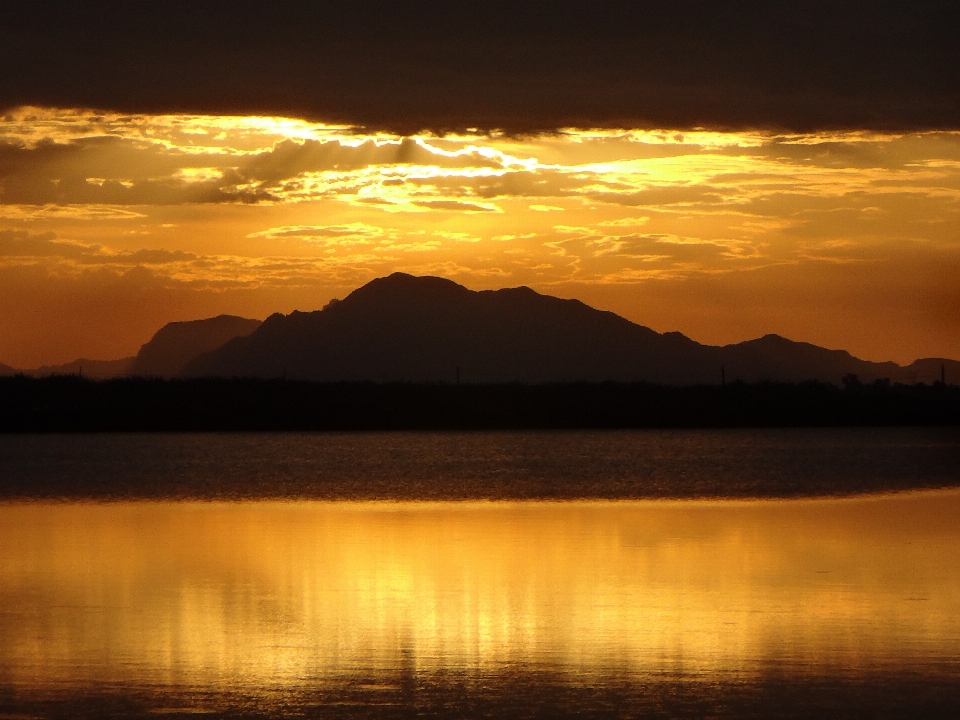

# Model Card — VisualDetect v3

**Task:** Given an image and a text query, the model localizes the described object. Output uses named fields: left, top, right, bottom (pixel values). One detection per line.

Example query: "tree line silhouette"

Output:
left=1, top=375, right=957, bottom=431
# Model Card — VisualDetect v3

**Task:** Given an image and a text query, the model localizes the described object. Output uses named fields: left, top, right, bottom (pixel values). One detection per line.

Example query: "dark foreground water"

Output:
left=2, top=427, right=959, bottom=499
left=1, top=429, right=959, bottom=719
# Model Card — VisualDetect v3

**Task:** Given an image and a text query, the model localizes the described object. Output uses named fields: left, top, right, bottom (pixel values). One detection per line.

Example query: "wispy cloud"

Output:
left=247, top=223, right=385, bottom=244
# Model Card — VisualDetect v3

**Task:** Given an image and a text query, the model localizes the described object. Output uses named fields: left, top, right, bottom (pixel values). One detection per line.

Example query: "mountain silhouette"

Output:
left=130, top=315, right=262, bottom=378
left=721, top=338, right=958, bottom=385
left=179, top=273, right=958, bottom=385
left=719, top=335, right=894, bottom=384
left=899, top=357, right=958, bottom=385
left=0, top=357, right=135, bottom=378
left=30, top=357, right=136, bottom=379
left=0, top=316, right=260, bottom=379
left=1, top=275, right=956, bottom=385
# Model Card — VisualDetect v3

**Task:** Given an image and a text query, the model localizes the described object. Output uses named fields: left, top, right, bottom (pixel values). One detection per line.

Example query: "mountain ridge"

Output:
left=130, top=314, right=263, bottom=378
left=3, top=275, right=956, bottom=385
left=0, top=357, right=137, bottom=378
left=0, top=315, right=262, bottom=379
left=182, top=273, right=958, bottom=385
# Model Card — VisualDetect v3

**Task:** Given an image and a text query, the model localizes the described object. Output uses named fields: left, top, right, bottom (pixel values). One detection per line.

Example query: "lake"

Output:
left=1, top=429, right=959, bottom=718
left=2, top=428, right=960, bottom=500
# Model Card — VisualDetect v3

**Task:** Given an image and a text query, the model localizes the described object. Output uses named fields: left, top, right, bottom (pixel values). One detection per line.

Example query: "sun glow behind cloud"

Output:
left=1, top=108, right=959, bottom=366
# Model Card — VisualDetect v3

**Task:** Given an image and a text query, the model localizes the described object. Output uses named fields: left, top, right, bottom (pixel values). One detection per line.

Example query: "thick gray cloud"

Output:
left=240, top=138, right=501, bottom=183
left=2, top=1, right=958, bottom=133
left=0, top=134, right=509, bottom=206
left=0, top=138, right=272, bottom=205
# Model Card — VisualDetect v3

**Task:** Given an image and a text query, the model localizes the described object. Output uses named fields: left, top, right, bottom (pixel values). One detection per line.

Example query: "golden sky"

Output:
left=1, top=107, right=959, bottom=367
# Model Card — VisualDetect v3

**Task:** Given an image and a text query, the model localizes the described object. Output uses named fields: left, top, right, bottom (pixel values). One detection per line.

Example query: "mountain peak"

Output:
left=131, top=314, right=262, bottom=378
left=182, top=274, right=676, bottom=382
left=348, top=272, right=472, bottom=301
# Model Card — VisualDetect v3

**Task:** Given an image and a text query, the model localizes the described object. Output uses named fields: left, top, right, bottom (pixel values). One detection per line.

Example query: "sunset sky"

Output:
left=2, top=1, right=958, bottom=368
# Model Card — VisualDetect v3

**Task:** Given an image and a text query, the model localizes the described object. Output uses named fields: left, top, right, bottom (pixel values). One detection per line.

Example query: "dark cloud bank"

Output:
left=3, top=1, right=959, bottom=133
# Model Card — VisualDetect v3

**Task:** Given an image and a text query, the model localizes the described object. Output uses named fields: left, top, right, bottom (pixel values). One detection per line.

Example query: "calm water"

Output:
left=2, top=428, right=959, bottom=499
left=1, top=429, right=959, bottom=718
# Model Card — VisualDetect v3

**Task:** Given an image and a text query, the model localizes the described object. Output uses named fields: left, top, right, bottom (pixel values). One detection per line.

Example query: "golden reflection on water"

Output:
left=1, top=491, right=959, bottom=692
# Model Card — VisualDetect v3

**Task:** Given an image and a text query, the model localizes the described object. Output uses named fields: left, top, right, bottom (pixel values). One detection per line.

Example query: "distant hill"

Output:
left=0, top=316, right=261, bottom=380
left=899, top=357, right=960, bottom=385
left=719, top=336, right=960, bottom=385
left=0, top=357, right=135, bottom=378
left=30, top=357, right=136, bottom=379
left=718, top=335, right=896, bottom=384
left=180, top=273, right=957, bottom=385
left=130, top=315, right=262, bottom=378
